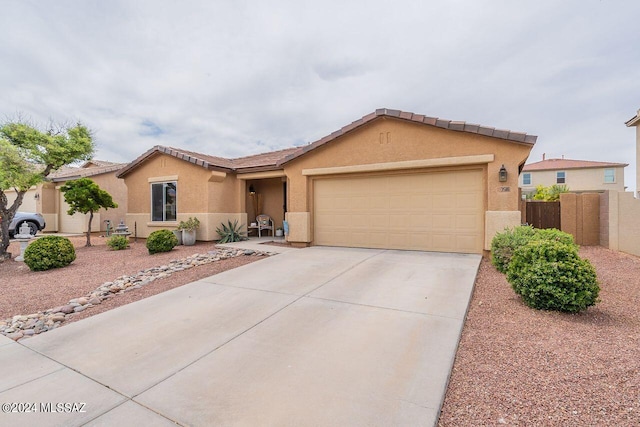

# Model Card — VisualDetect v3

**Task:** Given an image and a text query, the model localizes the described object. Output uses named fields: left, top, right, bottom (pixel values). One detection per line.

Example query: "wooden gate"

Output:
left=525, top=201, right=561, bottom=229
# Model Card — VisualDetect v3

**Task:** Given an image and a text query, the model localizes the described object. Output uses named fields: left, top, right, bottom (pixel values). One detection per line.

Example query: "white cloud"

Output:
left=1, top=0, right=639, bottom=191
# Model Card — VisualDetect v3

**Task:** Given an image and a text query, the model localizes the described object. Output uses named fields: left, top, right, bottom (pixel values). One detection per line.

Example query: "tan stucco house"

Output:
left=520, top=155, right=627, bottom=196
left=625, top=108, right=640, bottom=197
left=6, top=160, right=128, bottom=233
left=117, top=108, right=536, bottom=254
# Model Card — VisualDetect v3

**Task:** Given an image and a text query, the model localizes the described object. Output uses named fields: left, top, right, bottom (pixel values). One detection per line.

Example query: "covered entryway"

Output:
left=313, top=169, right=484, bottom=253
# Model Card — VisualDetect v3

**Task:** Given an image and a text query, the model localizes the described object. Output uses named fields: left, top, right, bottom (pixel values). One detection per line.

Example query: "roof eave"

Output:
left=116, top=145, right=233, bottom=178
left=279, top=108, right=537, bottom=166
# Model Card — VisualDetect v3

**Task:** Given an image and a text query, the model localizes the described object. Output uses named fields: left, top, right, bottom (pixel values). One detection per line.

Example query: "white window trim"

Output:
left=556, top=171, right=566, bottom=184
left=603, top=168, right=615, bottom=184
left=522, top=172, right=532, bottom=186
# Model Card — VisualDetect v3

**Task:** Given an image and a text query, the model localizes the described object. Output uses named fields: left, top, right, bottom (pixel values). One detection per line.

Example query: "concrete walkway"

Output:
left=0, top=247, right=480, bottom=427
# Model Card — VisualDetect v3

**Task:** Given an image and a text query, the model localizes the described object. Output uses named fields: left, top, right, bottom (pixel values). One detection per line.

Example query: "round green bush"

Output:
left=146, top=229, right=178, bottom=254
left=106, top=235, right=129, bottom=250
left=491, top=225, right=537, bottom=273
left=506, top=239, right=599, bottom=313
left=24, top=236, right=76, bottom=271
left=491, top=226, right=577, bottom=274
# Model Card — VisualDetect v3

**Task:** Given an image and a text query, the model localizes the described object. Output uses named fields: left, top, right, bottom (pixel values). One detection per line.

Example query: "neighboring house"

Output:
left=625, top=108, right=640, bottom=197
left=520, top=155, right=627, bottom=196
left=5, top=160, right=128, bottom=234
left=117, top=108, right=536, bottom=254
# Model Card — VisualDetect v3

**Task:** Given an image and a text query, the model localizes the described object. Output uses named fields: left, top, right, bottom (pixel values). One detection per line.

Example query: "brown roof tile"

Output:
left=117, top=108, right=538, bottom=177
left=523, top=158, right=628, bottom=172
left=232, top=147, right=301, bottom=170
left=278, top=108, right=537, bottom=166
left=49, top=161, right=126, bottom=182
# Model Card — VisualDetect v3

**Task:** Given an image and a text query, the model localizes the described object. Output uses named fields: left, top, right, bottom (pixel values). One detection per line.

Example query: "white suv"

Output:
left=6, top=212, right=47, bottom=238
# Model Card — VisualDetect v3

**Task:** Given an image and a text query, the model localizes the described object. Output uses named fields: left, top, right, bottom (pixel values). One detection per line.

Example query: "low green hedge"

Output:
left=491, top=225, right=538, bottom=273
left=106, top=235, right=129, bottom=250
left=506, top=239, right=599, bottom=313
left=146, top=229, right=178, bottom=254
left=24, top=236, right=76, bottom=271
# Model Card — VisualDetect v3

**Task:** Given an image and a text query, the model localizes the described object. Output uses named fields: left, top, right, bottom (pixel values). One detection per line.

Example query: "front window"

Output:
left=522, top=173, right=531, bottom=186
left=151, top=182, right=177, bottom=221
left=556, top=171, right=566, bottom=184
left=604, top=168, right=615, bottom=183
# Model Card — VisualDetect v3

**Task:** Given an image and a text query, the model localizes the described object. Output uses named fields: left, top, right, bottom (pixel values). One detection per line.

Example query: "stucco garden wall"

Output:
left=600, top=191, right=640, bottom=257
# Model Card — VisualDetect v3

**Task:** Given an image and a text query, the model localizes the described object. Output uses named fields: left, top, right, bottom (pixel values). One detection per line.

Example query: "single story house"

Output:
left=5, top=160, right=128, bottom=233
left=520, top=155, right=627, bottom=195
left=117, top=108, right=536, bottom=254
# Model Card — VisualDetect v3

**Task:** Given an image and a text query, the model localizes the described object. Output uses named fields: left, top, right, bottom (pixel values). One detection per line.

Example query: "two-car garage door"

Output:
left=313, top=169, right=484, bottom=253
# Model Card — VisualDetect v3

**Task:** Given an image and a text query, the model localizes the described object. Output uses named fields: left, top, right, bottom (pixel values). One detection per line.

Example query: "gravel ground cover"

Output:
left=439, top=246, right=640, bottom=426
left=1, top=237, right=638, bottom=425
left=0, top=235, right=262, bottom=323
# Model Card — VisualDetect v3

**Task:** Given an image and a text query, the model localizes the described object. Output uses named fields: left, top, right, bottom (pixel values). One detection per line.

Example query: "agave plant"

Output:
left=216, top=220, right=248, bottom=243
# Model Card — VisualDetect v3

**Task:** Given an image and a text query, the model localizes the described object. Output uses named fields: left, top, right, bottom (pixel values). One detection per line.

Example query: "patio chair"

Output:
left=256, top=214, right=274, bottom=237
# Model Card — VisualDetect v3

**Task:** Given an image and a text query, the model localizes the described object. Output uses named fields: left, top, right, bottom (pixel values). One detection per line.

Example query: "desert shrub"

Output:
left=491, top=225, right=537, bottom=273
left=491, top=226, right=577, bottom=273
left=216, top=220, right=247, bottom=243
left=106, top=235, right=129, bottom=250
left=146, top=229, right=178, bottom=254
left=533, top=228, right=576, bottom=246
left=24, top=236, right=76, bottom=271
left=506, top=239, right=599, bottom=313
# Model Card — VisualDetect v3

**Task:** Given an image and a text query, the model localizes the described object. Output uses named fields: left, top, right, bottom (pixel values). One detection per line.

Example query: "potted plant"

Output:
left=275, top=226, right=284, bottom=237
left=172, top=229, right=183, bottom=245
left=178, top=217, right=200, bottom=246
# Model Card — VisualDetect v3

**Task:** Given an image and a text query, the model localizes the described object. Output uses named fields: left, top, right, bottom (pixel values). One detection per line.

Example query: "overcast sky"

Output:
left=1, top=0, right=639, bottom=192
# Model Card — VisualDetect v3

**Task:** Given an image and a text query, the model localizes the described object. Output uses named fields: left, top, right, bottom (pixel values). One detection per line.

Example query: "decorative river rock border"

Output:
left=0, top=247, right=273, bottom=341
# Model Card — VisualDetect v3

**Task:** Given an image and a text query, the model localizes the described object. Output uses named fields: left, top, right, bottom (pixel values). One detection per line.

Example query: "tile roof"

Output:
left=116, top=145, right=301, bottom=178
left=116, top=146, right=236, bottom=178
left=48, top=161, right=126, bottom=182
left=117, top=108, right=538, bottom=177
left=81, top=160, right=122, bottom=168
left=277, top=108, right=537, bottom=166
left=232, top=147, right=302, bottom=171
left=522, top=158, right=628, bottom=172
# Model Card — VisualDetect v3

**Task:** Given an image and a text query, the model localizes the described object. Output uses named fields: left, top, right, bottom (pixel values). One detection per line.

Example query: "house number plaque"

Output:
left=498, top=186, right=511, bottom=192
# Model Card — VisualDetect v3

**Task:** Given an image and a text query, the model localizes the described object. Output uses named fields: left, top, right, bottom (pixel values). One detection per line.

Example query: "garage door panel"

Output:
left=456, top=214, right=480, bottom=230
left=314, top=170, right=483, bottom=253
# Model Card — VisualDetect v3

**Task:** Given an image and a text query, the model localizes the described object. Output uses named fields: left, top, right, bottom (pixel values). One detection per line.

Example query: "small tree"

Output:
left=0, top=121, right=93, bottom=260
left=61, top=178, right=117, bottom=247
left=531, top=184, right=569, bottom=201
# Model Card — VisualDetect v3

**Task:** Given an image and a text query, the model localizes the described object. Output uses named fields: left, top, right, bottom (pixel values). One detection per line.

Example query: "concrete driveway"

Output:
left=0, top=246, right=480, bottom=427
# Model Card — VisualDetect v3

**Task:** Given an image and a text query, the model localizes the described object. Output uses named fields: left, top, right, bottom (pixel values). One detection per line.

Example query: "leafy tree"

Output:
left=0, top=121, right=94, bottom=260
left=531, top=184, right=569, bottom=201
left=61, top=178, right=117, bottom=247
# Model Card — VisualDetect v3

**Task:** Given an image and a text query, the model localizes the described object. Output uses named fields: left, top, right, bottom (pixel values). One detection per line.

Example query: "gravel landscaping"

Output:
left=439, top=246, right=640, bottom=426
left=1, top=236, right=637, bottom=425
left=0, top=235, right=269, bottom=337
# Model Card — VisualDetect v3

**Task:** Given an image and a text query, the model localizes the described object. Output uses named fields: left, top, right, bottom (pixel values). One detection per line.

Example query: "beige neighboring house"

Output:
left=625, top=108, right=640, bottom=197
left=118, top=108, right=537, bottom=254
left=520, top=155, right=627, bottom=196
left=5, top=160, right=128, bottom=234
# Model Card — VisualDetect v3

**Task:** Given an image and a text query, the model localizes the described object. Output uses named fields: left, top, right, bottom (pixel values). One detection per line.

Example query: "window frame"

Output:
left=522, top=173, right=531, bottom=186
left=556, top=171, right=566, bottom=184
left=604, top=168, right=615, bottom=184
left=150, top=181, right=177, bottom=222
